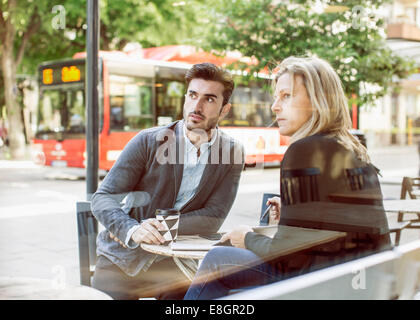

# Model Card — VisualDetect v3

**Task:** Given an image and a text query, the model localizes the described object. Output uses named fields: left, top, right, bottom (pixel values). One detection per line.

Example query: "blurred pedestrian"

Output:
left=0, top=119, right=8, bottom=148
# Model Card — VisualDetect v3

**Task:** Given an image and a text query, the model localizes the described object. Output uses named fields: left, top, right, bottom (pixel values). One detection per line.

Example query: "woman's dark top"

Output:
left=244, top=134, right=391, bottom=275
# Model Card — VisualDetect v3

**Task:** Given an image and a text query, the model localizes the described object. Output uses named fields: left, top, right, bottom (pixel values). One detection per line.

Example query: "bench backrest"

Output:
left=225, top=240, right=420, bottom=300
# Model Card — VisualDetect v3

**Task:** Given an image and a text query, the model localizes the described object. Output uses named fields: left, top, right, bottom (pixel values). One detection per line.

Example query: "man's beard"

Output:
left=185, top=111, right=218, bottom=133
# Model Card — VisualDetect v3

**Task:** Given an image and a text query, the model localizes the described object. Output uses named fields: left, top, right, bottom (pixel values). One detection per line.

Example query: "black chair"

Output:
left=76, top=201, right=98, bottom=287
left=281, top=168, right=321, bottom=205
left=346, top=167, right=366, bottom=191
left=345, top=166, right=380, bottom=192
left=339, top=167, right=407, bottom=246
left=259, top=193, right=280, bottom=226
left=326, top=167, right=383, bottom=205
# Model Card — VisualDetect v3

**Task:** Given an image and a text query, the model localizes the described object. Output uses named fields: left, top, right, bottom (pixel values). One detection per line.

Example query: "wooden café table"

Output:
left=141, top=226, right=347, bottom=281
left=279, top=201, right=390, bottom=235
left=382, top=199, right=420, bottom=214
left=0, top=276, right=112, bottom=300
left=327, top=194, right=420, bottom=217
left=142, top=235, right=213, bottom=281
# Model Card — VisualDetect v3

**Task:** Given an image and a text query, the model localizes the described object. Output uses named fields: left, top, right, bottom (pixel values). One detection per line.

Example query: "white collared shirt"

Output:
left=173, top=123, right=218, bottom=210
left=125, top=122, right=218, bottom=253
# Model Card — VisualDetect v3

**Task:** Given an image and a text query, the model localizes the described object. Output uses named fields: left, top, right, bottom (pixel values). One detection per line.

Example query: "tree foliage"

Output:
left=18, top=0, right=207, bottom=75
left=0, top=0, right=206, bottom=158
left=199, top=0, right=418, bottom=107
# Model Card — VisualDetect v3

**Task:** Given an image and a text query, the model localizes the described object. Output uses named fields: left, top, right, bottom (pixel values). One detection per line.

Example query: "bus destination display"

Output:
left=41, top=63, right=84, bottom=85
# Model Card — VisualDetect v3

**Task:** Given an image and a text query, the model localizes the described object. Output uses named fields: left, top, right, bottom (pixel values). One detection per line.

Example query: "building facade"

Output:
left=360, top=0, right=420, bottom=147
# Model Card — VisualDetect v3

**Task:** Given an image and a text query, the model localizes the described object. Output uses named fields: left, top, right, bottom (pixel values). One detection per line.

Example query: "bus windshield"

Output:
left=36, top=88, right=85, bottom=139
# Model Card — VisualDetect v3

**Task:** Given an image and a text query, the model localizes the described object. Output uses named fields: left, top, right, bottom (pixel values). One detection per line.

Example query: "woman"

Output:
left=183, top=56, right=391, bottom=300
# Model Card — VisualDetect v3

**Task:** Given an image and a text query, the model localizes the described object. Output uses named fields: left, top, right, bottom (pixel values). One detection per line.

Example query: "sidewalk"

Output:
left=369, top=144, right=419, bottom=185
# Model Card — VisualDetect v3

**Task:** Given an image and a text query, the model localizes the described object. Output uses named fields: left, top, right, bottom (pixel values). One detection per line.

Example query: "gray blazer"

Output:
left=91, top=120, right=245, bottom=276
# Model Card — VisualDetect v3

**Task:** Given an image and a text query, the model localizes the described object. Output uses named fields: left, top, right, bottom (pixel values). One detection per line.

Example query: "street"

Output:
left=0, top=144, right=419, bottom=286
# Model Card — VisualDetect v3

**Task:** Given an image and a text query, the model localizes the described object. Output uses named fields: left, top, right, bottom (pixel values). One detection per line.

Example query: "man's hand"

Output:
left=131, top=218, right=166, bottom=245
left=220, top=225, right=253, bottom=249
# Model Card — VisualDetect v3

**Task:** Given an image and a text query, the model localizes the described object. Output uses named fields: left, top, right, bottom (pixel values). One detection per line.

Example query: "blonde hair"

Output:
left=274, top=56, right=370, bottom=163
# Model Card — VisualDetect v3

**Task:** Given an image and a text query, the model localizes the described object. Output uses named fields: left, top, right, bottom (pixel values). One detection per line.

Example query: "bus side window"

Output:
left=226, top=85, right=273, bottom=128
left=109, top=75, right=153, bottom=132
left=110, top=96, right=124, bottom=129
left=155, top=80, right=185, bottom=125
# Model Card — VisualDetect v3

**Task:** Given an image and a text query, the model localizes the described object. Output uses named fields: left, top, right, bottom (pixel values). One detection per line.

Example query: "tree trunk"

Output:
left=1, top=38, right=26, bottom=159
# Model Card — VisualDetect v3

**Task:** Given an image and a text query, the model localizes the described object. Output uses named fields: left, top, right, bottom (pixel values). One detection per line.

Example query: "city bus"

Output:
left=32, top=47, right=289, bottom=171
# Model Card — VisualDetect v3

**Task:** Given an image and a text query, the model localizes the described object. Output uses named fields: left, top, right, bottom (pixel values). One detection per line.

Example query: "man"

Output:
left=91, top=63, right=245, bottom=299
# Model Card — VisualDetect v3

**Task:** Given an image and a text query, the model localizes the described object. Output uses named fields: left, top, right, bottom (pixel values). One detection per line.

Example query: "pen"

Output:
left=260, top=204, right=272, bottom=221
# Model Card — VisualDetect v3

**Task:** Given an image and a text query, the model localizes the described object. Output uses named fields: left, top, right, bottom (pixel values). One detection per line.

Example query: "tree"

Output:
left=200, top=0, right=417, bottom=108
left=98, top=0, right=208, bottom=50
left=0, top=0, right=45, bottom=159
left=19, top=0, right=209, bottom=75
left=0, top=0, right=206, bottom=159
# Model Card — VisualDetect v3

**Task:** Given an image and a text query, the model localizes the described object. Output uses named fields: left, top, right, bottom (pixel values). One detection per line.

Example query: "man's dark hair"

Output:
left=185, top=63, right=235, bottom=106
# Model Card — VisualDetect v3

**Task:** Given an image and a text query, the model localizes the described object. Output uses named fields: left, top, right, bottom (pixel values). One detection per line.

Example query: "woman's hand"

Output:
left=220, top=225, right=253, bottom=249
left=267, top=196, right=281, bottom=225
